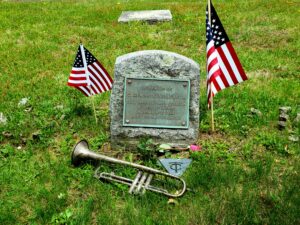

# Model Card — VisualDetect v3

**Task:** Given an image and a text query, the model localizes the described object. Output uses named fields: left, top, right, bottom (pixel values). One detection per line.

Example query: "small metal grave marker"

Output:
left=159, top=158, right=192, bottom=177
left=123, top=78, right=190, bottom=129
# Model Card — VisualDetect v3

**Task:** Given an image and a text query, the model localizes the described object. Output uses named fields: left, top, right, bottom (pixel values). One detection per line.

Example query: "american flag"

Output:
left=67, top=45, right=113, bottom=96
left=206, top=2, right=248, bottom=106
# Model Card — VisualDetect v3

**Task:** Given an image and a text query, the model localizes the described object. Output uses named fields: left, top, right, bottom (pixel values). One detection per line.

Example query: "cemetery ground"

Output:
left=0, top=0, right=299, bottom=224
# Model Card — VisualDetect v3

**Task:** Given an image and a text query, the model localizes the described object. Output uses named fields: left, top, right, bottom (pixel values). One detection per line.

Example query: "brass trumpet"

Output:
left=71, top=140, right=187, bottom=198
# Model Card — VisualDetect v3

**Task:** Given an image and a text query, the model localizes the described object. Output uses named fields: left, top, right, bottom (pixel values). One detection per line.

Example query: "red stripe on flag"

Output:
left=88, top=68, right=107, bottom=92
left=96, top=61, right=113, bottom=84
left=212, top=79, right=221, bottom=92
left=216, top=46, right=239, bottom=85
left=90, top=85, right=98, bottom=95
left=207, top=85, right=214, bottom=108
left=219, top=73, right=230, bottom=88
left=71, top=70, right=85, bottom=74
left=207, top=58, right=218, bottom=72
left=207, top=47, right=215, bottom=59
left=68, top=77, right=87, bottom=81
left=226, top=42, right=248, bottom=81
left=90, top=76, right=103, bottom=94
left=75, top=86, right=90, bottom=96
left=209, top=70, right=221, bottom=84
left=67, top=82, right=88, bottom=87
left=90, top=64, right=111, bottom=90
left=206, top=46, right=215, bottom=59
left=210, top=71, right=230, bottom=89
left=208, top=91, right=211, bottom=106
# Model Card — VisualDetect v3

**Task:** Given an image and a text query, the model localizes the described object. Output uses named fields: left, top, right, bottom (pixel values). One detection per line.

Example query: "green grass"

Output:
left=0, top=0, right=299, bottom=224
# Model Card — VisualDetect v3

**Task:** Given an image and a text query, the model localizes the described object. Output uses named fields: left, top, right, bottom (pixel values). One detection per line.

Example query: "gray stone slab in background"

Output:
left=118, top=10, right=172, bottom=23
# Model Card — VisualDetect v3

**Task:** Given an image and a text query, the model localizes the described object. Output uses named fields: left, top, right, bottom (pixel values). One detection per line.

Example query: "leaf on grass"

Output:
left=159, top=144, right=172, bottom=150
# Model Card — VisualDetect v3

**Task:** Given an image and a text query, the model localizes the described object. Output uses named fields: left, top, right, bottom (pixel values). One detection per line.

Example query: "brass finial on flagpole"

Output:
left=208, top=0, right=215, bottom=132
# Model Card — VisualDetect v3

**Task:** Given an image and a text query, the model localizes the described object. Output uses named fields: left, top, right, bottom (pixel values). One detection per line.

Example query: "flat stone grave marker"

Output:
left=118, top=10, right=172, bottom=23
left=110, top=50, right=200, bottom=148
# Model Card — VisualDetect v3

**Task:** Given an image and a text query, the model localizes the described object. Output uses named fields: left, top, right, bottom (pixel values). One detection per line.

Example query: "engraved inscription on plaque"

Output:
left=123, top=78, right=190, bottom=129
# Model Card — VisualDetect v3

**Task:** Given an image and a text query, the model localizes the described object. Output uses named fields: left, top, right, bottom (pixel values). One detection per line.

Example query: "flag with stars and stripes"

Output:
left=206, top=2, right=248, bottom=106
left=67, top=45, right=113, bottom=97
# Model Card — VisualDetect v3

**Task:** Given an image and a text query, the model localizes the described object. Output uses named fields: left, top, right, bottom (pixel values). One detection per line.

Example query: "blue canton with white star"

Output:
left=73, top=46, right=84, bottom=67
left=206, top=3, right=229, bottom=47
left=72, top=46, right=97, bottom=67
left=84, top=47, right=97, bottom=65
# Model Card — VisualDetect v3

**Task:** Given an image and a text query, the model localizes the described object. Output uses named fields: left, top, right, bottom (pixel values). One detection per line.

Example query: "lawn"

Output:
left=0, top=0, right=299, bottom=224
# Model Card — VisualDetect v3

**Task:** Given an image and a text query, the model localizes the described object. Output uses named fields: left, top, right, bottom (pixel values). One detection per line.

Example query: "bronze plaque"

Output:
left=123, top=78, right=190, bottom=129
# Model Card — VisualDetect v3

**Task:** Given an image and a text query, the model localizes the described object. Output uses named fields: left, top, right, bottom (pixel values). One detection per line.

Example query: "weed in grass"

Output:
left=137, top=138, right=157, bottom=162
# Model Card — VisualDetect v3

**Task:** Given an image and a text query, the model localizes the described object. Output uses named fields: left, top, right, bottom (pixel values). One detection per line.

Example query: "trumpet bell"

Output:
left=71, top=139, right=90, bottom=166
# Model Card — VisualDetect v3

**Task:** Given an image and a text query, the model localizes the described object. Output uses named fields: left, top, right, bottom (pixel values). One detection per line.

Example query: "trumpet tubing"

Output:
left=71, top=140, right=187, bottom=198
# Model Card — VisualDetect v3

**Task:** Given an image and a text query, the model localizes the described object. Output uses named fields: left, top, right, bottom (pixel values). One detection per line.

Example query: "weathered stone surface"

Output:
left=279, top=114, right=289, bottom=122
left=278, top=121, right=287, bottom=130
left=110, top=50, right=200, bottom=148
left=279, top=106, right=291, bottom=114
left=278, top=106, right=292, bottom=130
left=118, top=10, right=172, bottom=23
left=250, top=108, right=262, bottom=117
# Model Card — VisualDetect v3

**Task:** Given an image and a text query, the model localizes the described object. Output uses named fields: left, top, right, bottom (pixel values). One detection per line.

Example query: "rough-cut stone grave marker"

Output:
left=110, top=50, right=200, bottom=148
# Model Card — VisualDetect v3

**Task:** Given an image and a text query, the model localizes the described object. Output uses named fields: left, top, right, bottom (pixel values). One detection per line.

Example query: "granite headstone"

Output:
left=110, top=50, right=200, bottom=148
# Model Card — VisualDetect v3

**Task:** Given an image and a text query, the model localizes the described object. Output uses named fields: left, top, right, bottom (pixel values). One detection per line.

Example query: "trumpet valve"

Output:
left=135, top=173, right=148, bottom=194
left=142, top=174, right=153, bottom=194
left=129, top=171, right=143, bottom=194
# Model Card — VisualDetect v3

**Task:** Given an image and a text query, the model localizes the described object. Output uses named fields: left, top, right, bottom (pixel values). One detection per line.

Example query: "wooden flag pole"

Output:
left=211, top=90, right=215, bottom=132
left=90, top=96, right=98, bottom=124
left=208, top=0, right=215, bottom=132
left=80, top=44, right=98, bottom=124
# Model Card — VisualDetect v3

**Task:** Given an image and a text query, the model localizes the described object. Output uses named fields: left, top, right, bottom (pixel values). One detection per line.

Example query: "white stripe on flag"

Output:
left=78, top=86, right=91, bottom=96
left=90, top=75, right=105, bottom=93
left=208, top=64, right=219, bottom=78
left=221, top=44, right=243, bottom=83
left=89, top=66, right=108, bottom=91
left=216, top=76, right=225, bottom=90
left=207, top=51, right=218, bottom=68
left=207, top=85, right=210, bottom=96
left=93, top=63, right=113, bottom=87
left=89, top=78, right=102, bottom=94
left=68, top=80, right=88, bottom=84
left=71, top=67, right=85, bottom=71
left=90, top=86, right=96, bottom=95
left=86, top=85, right=95, bottom=95
left=216, top=53, right=234, bottom=86
left=211, top=82, right=217, bottom=95
left=69, top=74, right=87, bottom=78
left=207, top=40, right=214, bottom=50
